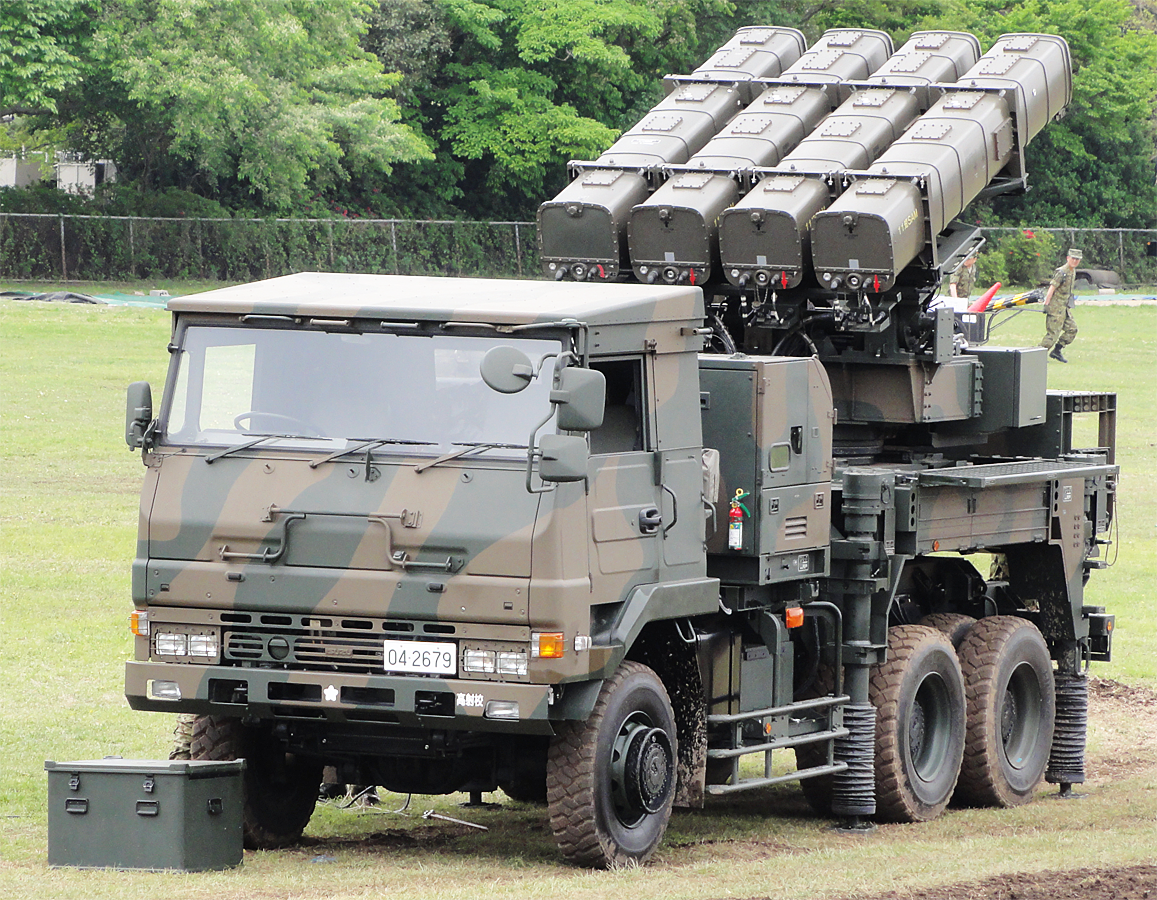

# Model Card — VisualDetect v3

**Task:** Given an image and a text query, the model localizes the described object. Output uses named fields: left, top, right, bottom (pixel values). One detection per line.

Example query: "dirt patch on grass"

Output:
left=1087, top=676, right=1157, bottom=782
left=826, top=863, right=1157, bottom=900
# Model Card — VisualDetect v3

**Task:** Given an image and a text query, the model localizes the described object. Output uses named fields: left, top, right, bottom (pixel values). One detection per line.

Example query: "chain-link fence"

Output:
left=0, top=214, right=539, bottom=282
left=979, top=226, right=1157, bottom=286
left=1, top=212, right=1154, bottom=284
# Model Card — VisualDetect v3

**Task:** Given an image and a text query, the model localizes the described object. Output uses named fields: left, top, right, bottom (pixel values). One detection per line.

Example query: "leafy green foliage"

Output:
left=996, top=229, right=1060, bottom=285
left=976, top=247, right=1009, bottom=289
left=0, top=0, right=95, bottom=116
left=54, top=0, right=432, bottom=210
left=369, top=0, right=734, bottom=217
left=5, top=0, right=1154, bottom=223
left=442, top=68, right=616, bottom=200
left=928, top=0, right=1157, bottom=228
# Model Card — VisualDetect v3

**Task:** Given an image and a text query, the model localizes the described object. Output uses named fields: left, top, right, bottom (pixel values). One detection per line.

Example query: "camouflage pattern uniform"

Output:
left=1039, top=262, right=1078, bottom=351
left=949, top=260, right=976, bottom=300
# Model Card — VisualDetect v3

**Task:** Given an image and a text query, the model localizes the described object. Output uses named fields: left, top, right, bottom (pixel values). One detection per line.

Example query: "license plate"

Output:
left=382, top=640, right=457, bottom=676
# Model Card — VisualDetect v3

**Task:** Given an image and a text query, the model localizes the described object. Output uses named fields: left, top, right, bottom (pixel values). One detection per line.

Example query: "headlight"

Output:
left=462, top=643, right=529, bottom=680
left=187, top=633, right=220, bottom=658
left=147, top=680, right=182, bottom=701
left=485, top=700, right=519, bottom=720
left=462, top=649, right=496, bottom=673
left=153, top=628, right=220, bottom=660
left=496, top=651, right=527, bottom=677
left=155, top=633, right=188, bottom=656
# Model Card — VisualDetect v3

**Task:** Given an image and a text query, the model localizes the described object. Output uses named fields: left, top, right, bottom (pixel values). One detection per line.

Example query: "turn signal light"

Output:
left=130, top=609, right=149, bottom=637
left=532, top=632, right=566, bottom=659
left=785, top=607, right=804, bottom=629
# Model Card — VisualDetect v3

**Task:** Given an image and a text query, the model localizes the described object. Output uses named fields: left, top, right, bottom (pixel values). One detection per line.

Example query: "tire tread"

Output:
left=870, top=625, right=965, bottom=823
left=955, top=616, right=1054, bottom=807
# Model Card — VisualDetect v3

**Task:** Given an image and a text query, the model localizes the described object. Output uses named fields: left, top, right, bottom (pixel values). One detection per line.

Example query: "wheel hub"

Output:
left=1001, top=688, right=1019, bottom=746
left=909, top=701, right=927, bottom=760
left=626, top=727, right=674, bottom=814
left=611, top=716, right=674, bottom=823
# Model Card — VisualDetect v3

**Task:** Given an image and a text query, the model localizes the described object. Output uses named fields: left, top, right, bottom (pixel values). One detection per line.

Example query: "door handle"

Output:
left=639, top=507, right=662, bottom=535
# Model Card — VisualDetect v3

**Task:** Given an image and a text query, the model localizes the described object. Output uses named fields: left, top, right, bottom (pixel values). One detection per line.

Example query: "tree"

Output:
left=363, top=0, right=735, bottom=218
left=920, top=0, right=1157, bottom=228
left=53, top=0, right=431, bottom=211
left=0, top=0, right=95, bottom=117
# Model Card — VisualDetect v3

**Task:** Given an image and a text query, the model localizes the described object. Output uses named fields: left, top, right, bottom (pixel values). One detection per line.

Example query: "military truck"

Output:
left=124, top=27, right=1117, bottom=869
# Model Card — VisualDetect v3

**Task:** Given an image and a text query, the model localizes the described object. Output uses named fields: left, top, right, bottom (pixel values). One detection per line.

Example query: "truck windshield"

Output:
left=162, top=325, right=560, bottom=457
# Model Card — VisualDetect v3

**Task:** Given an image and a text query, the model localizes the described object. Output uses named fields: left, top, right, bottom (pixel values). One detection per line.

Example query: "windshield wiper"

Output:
left=205, top=434, right=297, bottom=464
left=309, top=437, right=436, bottom=469
left=414, top=441, right=527, bottom=474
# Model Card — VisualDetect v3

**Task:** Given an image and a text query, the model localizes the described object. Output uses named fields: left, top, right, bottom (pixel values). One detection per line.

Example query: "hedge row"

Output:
left=0, top=215, right=540, bottom=281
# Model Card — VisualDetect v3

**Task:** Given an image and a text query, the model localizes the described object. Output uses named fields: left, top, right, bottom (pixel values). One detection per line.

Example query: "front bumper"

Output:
left=125, top=661, right=557, bottom=735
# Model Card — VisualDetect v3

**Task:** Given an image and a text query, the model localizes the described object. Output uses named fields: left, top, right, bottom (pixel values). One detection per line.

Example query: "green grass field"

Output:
left=0, top=292, right=1153, bottom=899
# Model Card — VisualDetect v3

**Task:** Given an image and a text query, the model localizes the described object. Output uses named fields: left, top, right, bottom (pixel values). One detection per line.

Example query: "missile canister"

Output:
left=956, top=33, right=1071, bottom=146
left=720, top=174, right=835, bottom=289
left=810, top=34, right=1071, bottom=290
left=625, top=29, right=892, bottom=286
left=782, top=28, right=895, bottom=93
left=537, top=26, right=805, bottom=282
left=718, top=32, right=978, bottom=290
left=687, top=25, right=808, bottom=95
left=624, top=82, right=837, bottom=286
left=867, top=31, right=982, bottom=109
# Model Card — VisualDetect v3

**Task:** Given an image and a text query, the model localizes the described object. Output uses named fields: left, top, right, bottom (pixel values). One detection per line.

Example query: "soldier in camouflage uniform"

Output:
left=947, top=252, right=977, bottom=308
left=1039, top=249, right=1081, bottom=362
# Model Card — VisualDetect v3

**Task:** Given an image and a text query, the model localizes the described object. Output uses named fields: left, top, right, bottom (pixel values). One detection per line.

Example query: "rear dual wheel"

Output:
left=871, top=625, right=967, bottom=822
left=955, top=616, right=1055, bottom=807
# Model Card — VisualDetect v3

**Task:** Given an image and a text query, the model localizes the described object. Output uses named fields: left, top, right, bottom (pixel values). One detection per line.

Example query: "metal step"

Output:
left=705, top=694, right=849, bottom=795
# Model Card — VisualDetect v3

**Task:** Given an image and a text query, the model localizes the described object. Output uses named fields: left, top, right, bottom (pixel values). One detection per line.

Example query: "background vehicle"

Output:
left=125, top=26, right=1116, bottom=868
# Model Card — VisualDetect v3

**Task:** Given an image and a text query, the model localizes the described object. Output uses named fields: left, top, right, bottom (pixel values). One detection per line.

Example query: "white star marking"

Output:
left=322, top=684, right=340, bottom=703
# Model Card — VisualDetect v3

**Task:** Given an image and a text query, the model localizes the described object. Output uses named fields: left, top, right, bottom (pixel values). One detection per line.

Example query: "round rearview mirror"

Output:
left=480, top=345, right=536, bottom=394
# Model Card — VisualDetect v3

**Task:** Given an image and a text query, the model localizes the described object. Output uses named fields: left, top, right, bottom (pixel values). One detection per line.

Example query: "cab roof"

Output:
left=168, top=273, right=703, bottom=327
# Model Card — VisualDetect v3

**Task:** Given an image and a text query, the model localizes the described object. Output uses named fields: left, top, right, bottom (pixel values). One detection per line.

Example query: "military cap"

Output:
left=1067, top=248, right=1082, bottom=260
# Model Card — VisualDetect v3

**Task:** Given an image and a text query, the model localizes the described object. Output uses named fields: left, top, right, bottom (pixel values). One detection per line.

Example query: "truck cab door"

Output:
left=586, top=359, right=662, bottom=596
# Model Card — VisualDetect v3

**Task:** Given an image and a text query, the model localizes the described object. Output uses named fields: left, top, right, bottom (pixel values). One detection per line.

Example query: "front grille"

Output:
left=294, top=636, right=384, bottom=667
left=224, top=628, right=389, bottom=673
left=225, top=633, right=265, bottom=660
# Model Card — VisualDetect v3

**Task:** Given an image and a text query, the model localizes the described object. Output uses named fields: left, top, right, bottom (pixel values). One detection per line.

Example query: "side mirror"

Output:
left=553, top=367, right=605, bottom=432
left=125, top=381, right=153, bottom=449
left=480, top=346, right=535, bottom=394
left=538, top=434, right=588, bottom=482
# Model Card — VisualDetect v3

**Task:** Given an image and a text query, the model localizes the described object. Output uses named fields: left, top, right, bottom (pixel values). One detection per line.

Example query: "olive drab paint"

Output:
left=127, top=28, right=1119, bottom=870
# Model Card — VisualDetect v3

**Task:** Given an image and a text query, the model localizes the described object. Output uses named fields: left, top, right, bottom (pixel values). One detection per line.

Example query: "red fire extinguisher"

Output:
left=728, top=489, right=750, bottom=550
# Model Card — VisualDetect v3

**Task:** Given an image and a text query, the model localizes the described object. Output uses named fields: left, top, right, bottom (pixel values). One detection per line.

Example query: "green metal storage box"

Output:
left=45, top=758, right=244, bottom=870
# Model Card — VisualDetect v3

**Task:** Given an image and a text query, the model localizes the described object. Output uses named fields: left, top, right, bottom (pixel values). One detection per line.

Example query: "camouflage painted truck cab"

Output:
left=125, top=273, right=723, bottom=863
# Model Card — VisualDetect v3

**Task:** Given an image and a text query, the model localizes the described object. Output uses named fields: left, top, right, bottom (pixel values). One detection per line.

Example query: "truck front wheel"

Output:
left=546, top=661, right=677, bottom=868
left=870, top=625, right=966, bottom=822
left=191, top=715, right=322, bottom=849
